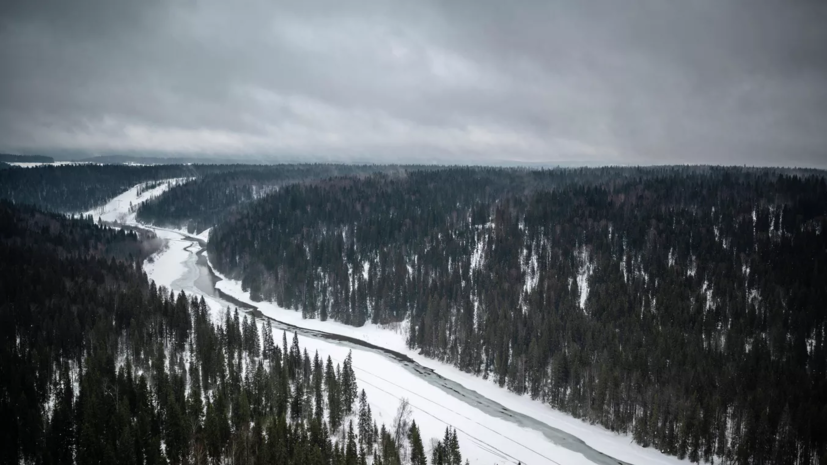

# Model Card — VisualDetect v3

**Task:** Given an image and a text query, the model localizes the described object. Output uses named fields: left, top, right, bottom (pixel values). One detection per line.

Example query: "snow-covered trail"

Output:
left=93, top=183, right=688, bottom=465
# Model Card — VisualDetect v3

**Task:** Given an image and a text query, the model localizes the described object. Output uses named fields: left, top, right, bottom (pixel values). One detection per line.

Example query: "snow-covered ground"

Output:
left=195, top=227, right=212, bottom=242
left=92, top=182, right=689, bottom=465
left=83, top=178, right=189, bottom=222
left=143, top=229, right=192, bottom=289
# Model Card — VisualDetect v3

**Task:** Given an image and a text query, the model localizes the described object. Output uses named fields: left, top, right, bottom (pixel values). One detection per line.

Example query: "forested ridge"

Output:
left=0, top=164, right=212, bottom=213
left=135, top=164, right=424, bottom=234
left=0, top=163, right=391, bottom=215
left=0, top=201, right=462, bottom=465
left=0, top=153, right=54, bottom=163
left=209, top=167, right=827, bottom=464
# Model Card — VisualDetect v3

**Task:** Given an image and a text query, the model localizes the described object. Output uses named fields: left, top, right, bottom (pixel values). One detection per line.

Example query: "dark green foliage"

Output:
left=0, top=164, right=227, bottom=213
left=358, top=389, right=374, bottom=447
left=342, top=351, right=358, bottom=415
left=431, top=428, right=462, bottom=465
left=408, top=421, right=427, bottom=465
left=135, top=164, right=417, bottom=233
left=209, top=166, right=827, bottom=463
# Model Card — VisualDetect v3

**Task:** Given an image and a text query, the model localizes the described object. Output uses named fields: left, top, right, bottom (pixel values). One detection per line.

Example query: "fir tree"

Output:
left=408, top=420, right=427, bottom=465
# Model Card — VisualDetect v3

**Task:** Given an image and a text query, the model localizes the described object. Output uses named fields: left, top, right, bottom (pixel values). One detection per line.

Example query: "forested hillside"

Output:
left=0, top=201, right=459, bottom=465
left=0, top=164, right=201, bottom=213
left=209, top=167, right=827, bottom=464
left=135, top=164, right=415, bottom=233
left=0, top=153, right=54, bottom=163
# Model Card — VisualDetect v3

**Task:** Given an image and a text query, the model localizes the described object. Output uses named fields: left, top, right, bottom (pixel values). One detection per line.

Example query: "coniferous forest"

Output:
left=206, top=167, right=827, bottom=464
left=0, top=164, right=207, bottom=213
left=3, top=164, right=827, bottom=464
left=135, top=164, right=416, bottom=234
left=0, top=200, right=462, bottom=465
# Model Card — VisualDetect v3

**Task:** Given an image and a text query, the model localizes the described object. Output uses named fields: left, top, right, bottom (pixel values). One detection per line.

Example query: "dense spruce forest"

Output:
left=135, top=164, right=418, bottom=234
left=208, top=167, right=827, bottom=464
left=0, top=163, right=377, bottom=215
left=0, top=201, right=462, bottom=465
left=0, top=164, right=208, bottom=213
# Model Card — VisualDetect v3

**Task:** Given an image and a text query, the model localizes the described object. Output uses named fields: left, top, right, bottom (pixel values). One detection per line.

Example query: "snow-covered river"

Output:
left=93, top=182, right=689, bottom=465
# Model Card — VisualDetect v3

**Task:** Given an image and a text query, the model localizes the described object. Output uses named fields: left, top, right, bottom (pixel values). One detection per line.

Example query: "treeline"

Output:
left=209, top=167, right=827, bottom=464
left=135, top=164, right=417, bottom=234
left=0, top=201, right=461, bottom=465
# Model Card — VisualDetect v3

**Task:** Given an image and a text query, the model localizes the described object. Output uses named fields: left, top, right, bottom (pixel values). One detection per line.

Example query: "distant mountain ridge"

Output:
left=0, top=153, right=54, bottom=163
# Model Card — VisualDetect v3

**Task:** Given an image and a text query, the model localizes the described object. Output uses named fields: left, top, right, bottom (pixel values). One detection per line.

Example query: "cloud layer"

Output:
left=2, top=0, right=826, bottom=166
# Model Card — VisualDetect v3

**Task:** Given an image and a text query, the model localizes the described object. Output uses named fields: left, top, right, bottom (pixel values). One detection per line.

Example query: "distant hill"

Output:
left=0, top=153, right=55, bottom=163
left=80, top=154, right=261, bottom=165
left=0, top=153, right=54, bottom=163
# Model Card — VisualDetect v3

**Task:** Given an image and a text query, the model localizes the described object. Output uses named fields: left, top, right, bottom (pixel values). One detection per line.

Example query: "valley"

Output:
left=101, top=181, right=690, bottom=465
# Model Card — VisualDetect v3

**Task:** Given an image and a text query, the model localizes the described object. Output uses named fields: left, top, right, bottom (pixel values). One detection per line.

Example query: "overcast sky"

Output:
left=1, top=0, right=826, bottom=166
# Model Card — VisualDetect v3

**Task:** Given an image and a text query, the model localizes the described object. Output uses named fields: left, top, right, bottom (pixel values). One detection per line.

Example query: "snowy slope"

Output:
left=83, top=178, right=189, bottom=222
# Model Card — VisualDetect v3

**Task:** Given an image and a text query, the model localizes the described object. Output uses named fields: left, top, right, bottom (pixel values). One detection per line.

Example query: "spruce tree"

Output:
left=408, top=420, right=427, bottom=465
left=358, top=389, right=373, bottom=446
left=342, top=350, right=358, bottom=413
left=346, top=421, right=359, bottom=465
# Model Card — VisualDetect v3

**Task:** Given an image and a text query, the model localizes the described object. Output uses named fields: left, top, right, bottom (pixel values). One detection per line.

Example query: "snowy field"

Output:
left=92, top=182, right=689, bottom=465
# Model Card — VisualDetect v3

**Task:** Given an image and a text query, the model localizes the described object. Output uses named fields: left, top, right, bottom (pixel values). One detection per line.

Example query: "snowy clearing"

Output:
left=83, top=178, right=190, bottom=221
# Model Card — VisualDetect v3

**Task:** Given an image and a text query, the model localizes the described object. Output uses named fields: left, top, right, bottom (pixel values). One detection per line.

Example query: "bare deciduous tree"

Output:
left=393, top=397, right=413, bottom=462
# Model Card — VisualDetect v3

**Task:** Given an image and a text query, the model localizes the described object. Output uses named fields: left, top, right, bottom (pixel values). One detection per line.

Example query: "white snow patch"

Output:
left=576, top=245, right=592, bottom=312
left=687, top=256, right=697, bottom=277
left=361, top=260, right=371, bottom=282
left=521, top=243, right=540, bottom=296
left=470, top=231, right=487, bottom=272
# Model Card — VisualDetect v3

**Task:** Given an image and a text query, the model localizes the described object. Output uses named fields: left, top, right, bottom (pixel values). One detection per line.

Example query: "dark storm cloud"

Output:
left=1, top=0, right=826, bottom=166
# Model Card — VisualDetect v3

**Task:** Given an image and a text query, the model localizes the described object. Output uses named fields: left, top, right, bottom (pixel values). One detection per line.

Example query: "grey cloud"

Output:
left=1, top=0, right=825, bottom=166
